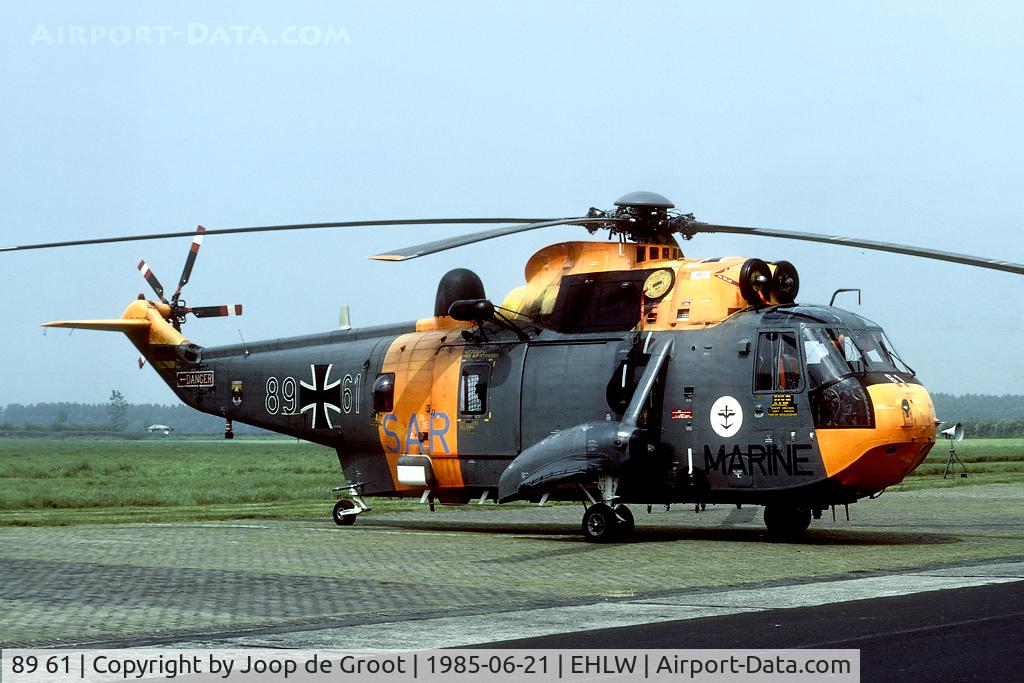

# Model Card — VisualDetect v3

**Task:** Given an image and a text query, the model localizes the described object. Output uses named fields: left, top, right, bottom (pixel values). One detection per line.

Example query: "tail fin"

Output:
left=43, top=300, right=193, bottom=377
left=43, top=319, right=150, bottom=332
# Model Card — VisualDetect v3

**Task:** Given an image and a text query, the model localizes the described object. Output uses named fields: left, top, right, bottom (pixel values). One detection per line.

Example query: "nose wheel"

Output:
left=762, top=504, right=811, bottom=539
left=580, top=476, right=634, bottom=542
left=582, top=502, right=634, bottom=542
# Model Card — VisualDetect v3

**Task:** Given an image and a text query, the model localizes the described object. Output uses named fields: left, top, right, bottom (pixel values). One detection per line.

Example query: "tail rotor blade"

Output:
left=172, top=226, right=205, bottom=303
left=137, top=260, right=168, bottom=303
left=187, top=304, right=243, bottom=318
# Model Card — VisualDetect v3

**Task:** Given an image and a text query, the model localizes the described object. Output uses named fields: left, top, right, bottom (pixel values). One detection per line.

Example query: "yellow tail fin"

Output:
left=42, top=319, right=151, bottom=332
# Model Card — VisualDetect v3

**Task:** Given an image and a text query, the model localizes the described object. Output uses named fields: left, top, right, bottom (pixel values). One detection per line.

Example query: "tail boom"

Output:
left=43, top=299, right=192, bottom=372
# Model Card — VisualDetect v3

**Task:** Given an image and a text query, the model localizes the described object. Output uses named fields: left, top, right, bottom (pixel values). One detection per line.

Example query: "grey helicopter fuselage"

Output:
left=122, top=247, right=935, bottom=517
left=33, top=189, right=1023, bottom=541
left=44, top=235, right=938, bottom=540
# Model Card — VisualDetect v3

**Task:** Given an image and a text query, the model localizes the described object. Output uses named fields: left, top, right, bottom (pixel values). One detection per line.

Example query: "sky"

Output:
left=1, top=1, right=1023, bottom=406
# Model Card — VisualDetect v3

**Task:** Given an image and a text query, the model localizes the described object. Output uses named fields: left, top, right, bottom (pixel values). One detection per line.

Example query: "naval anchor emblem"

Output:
left=710, top=395, right=743, bottom=439
left=299, top=364, right=342, bottom=429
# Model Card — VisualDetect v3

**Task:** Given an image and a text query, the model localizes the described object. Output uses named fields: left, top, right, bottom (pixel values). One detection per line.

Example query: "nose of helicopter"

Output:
left=815, top=381, right=937, bottom=494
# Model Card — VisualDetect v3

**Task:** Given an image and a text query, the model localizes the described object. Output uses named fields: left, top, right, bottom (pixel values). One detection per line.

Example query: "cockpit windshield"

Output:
left=803, top=328, right=856, bottom=389
left=803, top=327, right=914, bottom=389
left=850, top=329, right=915, bottom=375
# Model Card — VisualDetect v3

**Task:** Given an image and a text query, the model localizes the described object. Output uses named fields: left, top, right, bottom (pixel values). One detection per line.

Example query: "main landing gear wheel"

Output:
left=582, top=503, right=618, bottom=543
left=763, top=504, right=811, bottom=539
left=582, top=503, right=635, bottom=542
left=332, top=499, right=357, bottom=526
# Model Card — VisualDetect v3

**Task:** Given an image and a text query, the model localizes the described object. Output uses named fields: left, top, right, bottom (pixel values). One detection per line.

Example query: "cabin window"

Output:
left=372, top=373, right=395, bottom=413
left=753, top=331, right=802, bottom=392
left=460, top=363, right=490, bottom=415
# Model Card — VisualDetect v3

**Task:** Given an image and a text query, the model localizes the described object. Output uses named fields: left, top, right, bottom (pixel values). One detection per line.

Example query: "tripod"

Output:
left=942, top=436, right=969, bottom=479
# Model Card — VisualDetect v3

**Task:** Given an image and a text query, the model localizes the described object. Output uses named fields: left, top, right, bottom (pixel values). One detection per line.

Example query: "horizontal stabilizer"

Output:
left=42, top=319, right=151, bottom=332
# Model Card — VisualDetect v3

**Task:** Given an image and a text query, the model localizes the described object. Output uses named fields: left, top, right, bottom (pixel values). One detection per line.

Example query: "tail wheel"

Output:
left=763, top=504, right=811, bottom=539
left=332, top=499, right=357, bottom=526
left=739, top=258, right=773, bottom=305
left=771, top=260, right=800, bottom=303
left=582, top=503, right=619, bottom=543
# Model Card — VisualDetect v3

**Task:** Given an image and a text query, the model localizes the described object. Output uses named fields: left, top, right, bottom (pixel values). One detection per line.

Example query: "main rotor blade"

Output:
left=688, top=223, right=1024, bottom=276
left=0, top=218, right=554, bottom=253
left=370, top=217, right=631, bottom=261
left=173, top=226, right=205, bottom=303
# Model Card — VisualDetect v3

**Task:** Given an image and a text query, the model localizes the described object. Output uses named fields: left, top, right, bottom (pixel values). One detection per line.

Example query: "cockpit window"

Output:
left=803, top=327, right=913, bottom=388
left=754, top=331, right=802, bottom=392
left=851, top=329, right=915, bottom=375
left=803, top=328, right=858, bottom=389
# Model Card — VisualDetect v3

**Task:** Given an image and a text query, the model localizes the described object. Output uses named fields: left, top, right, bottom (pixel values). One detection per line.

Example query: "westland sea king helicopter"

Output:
left=9, top=192, right=1024, bottom=541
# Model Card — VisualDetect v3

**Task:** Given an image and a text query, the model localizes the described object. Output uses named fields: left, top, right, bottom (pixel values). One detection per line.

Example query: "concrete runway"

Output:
left=1, top=482, right=1022, bottom=679
left=482, top=581, right=1024, bottom=682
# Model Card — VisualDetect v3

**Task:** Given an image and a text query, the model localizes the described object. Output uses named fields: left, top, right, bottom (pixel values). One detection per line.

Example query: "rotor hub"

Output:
left=613, top=191, right=675, bottom=210
left=586, top=190, right=697, bottom=244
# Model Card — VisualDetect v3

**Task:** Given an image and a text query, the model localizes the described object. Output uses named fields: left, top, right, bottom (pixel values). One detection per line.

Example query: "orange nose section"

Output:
left=816, top=382, right=937, bottom=494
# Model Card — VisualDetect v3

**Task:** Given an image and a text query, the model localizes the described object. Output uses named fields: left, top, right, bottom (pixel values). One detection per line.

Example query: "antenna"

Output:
left=237, top=329, right=250, bottom=357
left=339, top=305, right=351, bottom=331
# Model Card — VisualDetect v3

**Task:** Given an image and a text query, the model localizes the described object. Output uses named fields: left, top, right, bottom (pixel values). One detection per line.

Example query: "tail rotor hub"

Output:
left=136, top=225, right=242, bottom=330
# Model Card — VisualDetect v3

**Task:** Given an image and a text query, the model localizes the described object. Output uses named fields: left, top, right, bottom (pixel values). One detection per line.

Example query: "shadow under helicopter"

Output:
left=357, top=516, right=960, bottom=547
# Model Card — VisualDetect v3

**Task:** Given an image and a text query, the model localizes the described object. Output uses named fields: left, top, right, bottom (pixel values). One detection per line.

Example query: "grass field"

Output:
left=0, top=438, right=371, bottom=525
left=0, top=437, right=1021, bottom=525
left=892, top=437, right=1024, bottom=490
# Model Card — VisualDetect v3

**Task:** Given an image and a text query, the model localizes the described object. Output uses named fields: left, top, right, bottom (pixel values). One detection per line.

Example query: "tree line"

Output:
left=0, top=392, right=267, bottom=435
left=930, top=393, right=1024, bottom=437
left=931, top=393, right=1024, bottom=421
left=1, top=391, right=1022, bottom=437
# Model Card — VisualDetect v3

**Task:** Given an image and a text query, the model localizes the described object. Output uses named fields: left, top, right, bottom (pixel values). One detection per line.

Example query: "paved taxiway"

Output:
left=1, top=483, right=1021, bottom=665
left=484, top=581, right=1024, bottom=682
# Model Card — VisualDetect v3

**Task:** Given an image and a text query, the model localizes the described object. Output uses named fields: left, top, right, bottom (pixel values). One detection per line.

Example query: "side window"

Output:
left=778, top=332, right=802, bottom=390
left=753, top=331, right=802, bottom=392
left=754, top=333, right=780, bottom=392
left=460, top=363, right=491, bottom=415
left=372, top=373, right=395, bottom=413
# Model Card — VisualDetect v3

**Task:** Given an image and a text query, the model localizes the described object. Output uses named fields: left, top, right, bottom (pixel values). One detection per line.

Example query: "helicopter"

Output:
left=9, top=191, right=1024, bottom=542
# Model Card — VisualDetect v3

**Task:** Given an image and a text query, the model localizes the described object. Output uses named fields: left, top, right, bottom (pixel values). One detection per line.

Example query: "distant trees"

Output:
left=107, top=390, right=129, bottom=432
left=931, top=393, right=1024, bottom=438
left=932, top=393, right=1024, bottom=422
left=0, top=400, right=268, bottom=435
left=2, top=391, right=1019, bottom=437
left=955, top=419, right=1024, bottom=439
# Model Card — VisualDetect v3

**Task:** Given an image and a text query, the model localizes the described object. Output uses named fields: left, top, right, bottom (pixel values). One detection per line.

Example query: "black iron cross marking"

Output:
left=299, top=364, right=342, bottom=429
